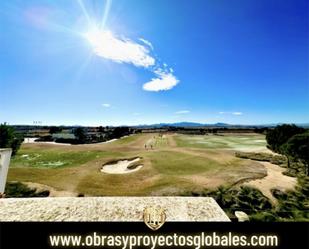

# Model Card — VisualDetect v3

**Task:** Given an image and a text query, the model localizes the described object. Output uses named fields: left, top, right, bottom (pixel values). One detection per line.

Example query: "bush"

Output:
left=181, top=186, right=273, bottom=220
left=0, top=124, right=23, bottom=156
left=4, top=182, right=50, bottom=198
left=273, top=177, right=309, bottom=221
left=235, top=152, right=287, bottom=165
left=250, top=212, right=278, bottom=222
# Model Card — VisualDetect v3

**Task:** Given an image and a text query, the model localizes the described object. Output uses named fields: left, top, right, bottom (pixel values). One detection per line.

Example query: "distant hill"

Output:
left=133, top=122, right=309, bottom=129
left=10, top=122, right=309, bottom=129
left=134, top=122, right=250, bottom=128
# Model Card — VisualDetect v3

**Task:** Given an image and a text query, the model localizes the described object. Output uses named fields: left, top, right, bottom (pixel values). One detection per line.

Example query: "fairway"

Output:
left=8, top=133, right=270, bottom=196
left=174, top=134, right=271, bottom=152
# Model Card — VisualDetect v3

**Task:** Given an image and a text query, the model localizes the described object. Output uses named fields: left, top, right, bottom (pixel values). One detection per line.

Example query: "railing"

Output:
left=0, top=149, right=12, bottom=195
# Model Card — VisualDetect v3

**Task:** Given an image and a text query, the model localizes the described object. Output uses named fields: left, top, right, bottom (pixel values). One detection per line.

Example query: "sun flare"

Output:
left=83, top=28, right=155, bottom=68
left=84, top=28, right=110, bottom=48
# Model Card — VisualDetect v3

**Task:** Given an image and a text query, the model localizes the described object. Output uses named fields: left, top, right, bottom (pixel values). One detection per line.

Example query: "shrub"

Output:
left=182, top=186, right=273, bottom=220
left=4, top=182, right=50, bottom=198
left=0, top=124, right=23, bottom=156
left=235, top=152, right=286, bottom=165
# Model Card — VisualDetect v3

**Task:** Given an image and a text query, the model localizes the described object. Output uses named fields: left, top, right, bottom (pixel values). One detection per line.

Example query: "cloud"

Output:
left=175, top=110, right=190, bottom=114
left=219, top=111, right=243, bottom=116
left=84, top=28, right=179, bottom=92
left=102, top=103, right=111, bottom=108
left=139, top=38, right=153, bottom=50
left=84, top=30, right=155, bottom=68
left=143, top=72, right=179, bottom=92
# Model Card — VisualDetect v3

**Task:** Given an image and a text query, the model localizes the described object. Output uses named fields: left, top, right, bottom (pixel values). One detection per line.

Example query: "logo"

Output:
left=143, top=206, right=166, bottom=231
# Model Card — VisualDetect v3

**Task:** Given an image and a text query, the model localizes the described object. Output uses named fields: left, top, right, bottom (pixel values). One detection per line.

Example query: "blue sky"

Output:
left=1, top=0, right=308, bottom=126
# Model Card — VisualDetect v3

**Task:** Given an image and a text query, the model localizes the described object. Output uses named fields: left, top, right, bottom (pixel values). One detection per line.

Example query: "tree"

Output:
left=266, top=124, right=305, bottom=168
left=98, top=126, right=104, bottom=133
left=0, top=124, right=23, bottom=156
left=112, top=127, right=130, bottom=138
left=266, top=124, right=304, bottom=152
left=73, top=127, right=86, bottom=143
left=281, top=133, right=309, bottom=176
left=49, top=126, right=62, bottom=134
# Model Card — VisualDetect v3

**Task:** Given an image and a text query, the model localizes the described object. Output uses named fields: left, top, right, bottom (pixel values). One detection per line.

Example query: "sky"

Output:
left=0, top=0, right=308, bottom=126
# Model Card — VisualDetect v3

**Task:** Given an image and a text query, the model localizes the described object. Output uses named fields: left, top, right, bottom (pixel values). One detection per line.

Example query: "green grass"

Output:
left=6, top=132, right=308, bottom=221
left=147, top=150, right=226, bottom=175
left=144, top=135, right=169, bottom=149
left=7, top=133, right=273, bottom=197
left=112, top=134, right=141, bottom=145
left=153, top=135, right=169, bottom=148
left=174, top=134, right=267, bottom=150
left=11, top=149, right=121, bottom=168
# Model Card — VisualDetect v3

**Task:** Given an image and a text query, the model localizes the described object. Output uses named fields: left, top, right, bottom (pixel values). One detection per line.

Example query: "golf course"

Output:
left=7, top=132, right=296, bottom=197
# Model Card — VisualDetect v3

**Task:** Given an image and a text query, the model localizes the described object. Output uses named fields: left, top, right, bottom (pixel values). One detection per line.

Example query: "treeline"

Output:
left=266, top=124, right=309, bottom=176
left=141, top=126, right=267, bottom=135
left=0, top=123, right=135, bottom=150
left=36, top=126, right=133, bottom=144
left=71, top=126, right=132, bottom=144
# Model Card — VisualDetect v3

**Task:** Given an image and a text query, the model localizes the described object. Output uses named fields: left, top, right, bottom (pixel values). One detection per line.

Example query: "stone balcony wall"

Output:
left=0, top=197, right=230, bottom=222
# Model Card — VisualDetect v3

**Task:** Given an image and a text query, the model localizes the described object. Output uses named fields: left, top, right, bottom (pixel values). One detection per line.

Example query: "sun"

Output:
left=84, top=28, right=105, bottom=48
left=78, top=0, right=113, bottom=53
left=83, top=28, right=119, bottom=58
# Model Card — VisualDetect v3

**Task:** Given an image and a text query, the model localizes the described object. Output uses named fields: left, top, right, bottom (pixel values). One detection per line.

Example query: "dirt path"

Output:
left=244, top=162, right=297, bottom=203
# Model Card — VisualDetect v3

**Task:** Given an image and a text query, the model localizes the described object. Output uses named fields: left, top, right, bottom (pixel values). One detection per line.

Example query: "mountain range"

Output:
left=133, top=122, right=309, bottom=128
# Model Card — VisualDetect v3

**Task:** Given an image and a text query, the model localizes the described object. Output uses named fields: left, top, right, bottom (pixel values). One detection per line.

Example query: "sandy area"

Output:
left=244, top=162, right=297, bottom=203
left=38, top=141, right=72, bottom=146
left=23, top=137, right=39, bottom=143
left=23, top=138, right=72, bottom=146
left=101, top=158, right=143, bottom=174
left=98, top=138, right=118, bottom=144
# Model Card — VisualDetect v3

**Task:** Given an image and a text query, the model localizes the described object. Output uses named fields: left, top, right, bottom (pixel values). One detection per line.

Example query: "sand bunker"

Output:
left=101, top=158, right=143, bottom=174
left=23, top=138, right=71, bottom=146
left=244, top=162, right=297, bottom=203
left=23, top=138, right=39, bottom=143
